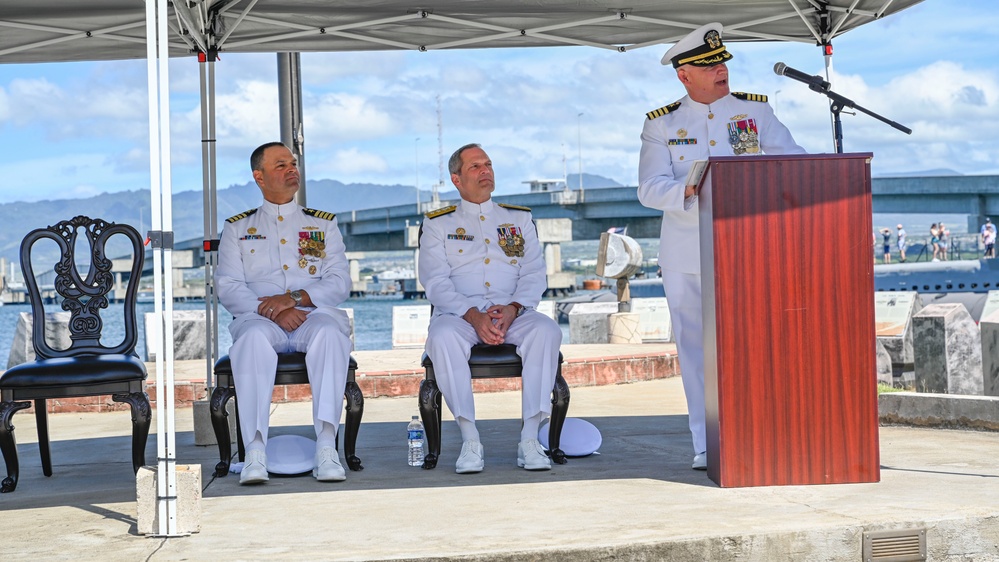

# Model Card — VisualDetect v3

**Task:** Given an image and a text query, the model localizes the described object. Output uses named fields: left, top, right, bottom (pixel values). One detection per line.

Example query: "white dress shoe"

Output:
left=517, top=438, right=552, bottom=471
left=240, top=449, right=269, bottom=485
left=455, top=440, right=484, bottom=474
left=692, top=452, right=707, bottom=470
left=314, top=446, right=346, bottom=482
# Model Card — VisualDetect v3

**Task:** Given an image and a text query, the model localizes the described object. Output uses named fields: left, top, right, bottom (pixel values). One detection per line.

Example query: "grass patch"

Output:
left=877, top=383, right=906, bottom=394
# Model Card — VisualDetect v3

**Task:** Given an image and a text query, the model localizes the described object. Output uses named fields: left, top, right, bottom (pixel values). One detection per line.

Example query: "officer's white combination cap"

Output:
left=661, top=22, right=734, bottom=68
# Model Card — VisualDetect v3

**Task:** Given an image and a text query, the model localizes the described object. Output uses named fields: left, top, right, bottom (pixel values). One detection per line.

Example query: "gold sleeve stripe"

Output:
left=425, top=205, right=457, bottom=219
left=645, top=101, right=682, bottom=120
left=498, top=203, right=531, bottom=212
left=225, top=208, right=258, bottom=223
left=303, top=207, right=336, bottom=221
left=732, top=92, right=768, bottom=102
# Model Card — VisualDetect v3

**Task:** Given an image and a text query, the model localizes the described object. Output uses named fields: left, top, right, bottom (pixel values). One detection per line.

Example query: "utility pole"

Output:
left=577, top=112, right=584, bottom=200
left=415, top=137, right=420, bottom=212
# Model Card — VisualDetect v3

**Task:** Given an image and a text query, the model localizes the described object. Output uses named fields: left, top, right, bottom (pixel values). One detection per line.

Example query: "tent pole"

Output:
left=199, top=49, right=220, bottom=393
left=278, top=52, right=307, bottom=205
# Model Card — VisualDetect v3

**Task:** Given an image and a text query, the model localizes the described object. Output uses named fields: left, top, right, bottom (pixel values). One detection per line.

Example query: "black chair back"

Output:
left=20, top=215, right=144, bottom=358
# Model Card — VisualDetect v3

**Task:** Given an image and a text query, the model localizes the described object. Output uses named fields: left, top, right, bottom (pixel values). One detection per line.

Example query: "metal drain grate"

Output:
left=862, top=528, right=926, bottom=562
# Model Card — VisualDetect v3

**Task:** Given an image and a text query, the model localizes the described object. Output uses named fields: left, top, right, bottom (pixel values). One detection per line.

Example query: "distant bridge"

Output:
left=123, top=174, right=998, bottom=272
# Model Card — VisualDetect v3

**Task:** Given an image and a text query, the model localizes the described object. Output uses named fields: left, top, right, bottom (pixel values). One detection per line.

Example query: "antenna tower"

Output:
left=433, top=95, right=443, bottom=206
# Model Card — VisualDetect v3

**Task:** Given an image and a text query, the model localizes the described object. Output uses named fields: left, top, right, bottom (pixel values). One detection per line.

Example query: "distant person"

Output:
left=637, top=22, right=805, bottom=471
left=216, top=141, right=353, bottom=485
left=938, top=223, right=950, bottom=261
left=880, top=228, right=892, bottom=264
left=896, top=224, right=907, bottom=262
left=419, top=143, right=562, bottom=474
left=984, top=220, right=997, bottom=259
left=930, top=223, right=940, bottom=261
left=982, top=218, right=995, bottom=259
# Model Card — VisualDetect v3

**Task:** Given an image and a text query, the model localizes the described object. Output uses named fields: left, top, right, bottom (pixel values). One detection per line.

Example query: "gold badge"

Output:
left=677, top=128, right=687, bottom=138
left=705, top=29, right=722, bottom=49
left=298, top=257, right=308, bottom=268
left=309, top=265, right=317, bottom=275
left=456, top=228, right=465, bottom=236
left=730, top=114, right=747, bottom=120
left=247, top=227, right=257, bottom=235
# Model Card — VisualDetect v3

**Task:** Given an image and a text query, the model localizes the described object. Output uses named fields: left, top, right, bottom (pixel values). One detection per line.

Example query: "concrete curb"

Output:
left=879, top=391, right=999, bottom=431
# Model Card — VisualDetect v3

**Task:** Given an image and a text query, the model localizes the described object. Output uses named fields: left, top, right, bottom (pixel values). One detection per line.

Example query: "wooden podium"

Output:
left=698, top=153, right=880, bottom=488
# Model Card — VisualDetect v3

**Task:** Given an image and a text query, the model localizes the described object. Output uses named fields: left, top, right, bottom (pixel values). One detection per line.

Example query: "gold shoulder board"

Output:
left=645, top=101, right=682, bottom=120
left=425, top=205, right=457, bottom=219
left=225, top=208, right=258, bottom=223
left=498, top=203, right=532, bottom=212
left=732, top=92, right=768, bottom=103
left=303, top=207, right=336, bottom=221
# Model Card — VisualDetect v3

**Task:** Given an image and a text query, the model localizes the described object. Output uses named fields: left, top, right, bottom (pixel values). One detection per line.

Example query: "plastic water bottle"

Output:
left=407, top=415, right=425, bottom=466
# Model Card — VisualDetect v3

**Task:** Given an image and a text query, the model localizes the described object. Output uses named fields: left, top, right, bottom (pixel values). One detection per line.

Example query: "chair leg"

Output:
left=209, top=386, right=236, bottom=477
left=418, top=379, right=442, bottom=469
left=548, top=371, right=571, bottom=465
left=34, top=399, right=52, bottom=477
left=234, top=397, right=245, bottom=463
left=343, top=381, right=364, bottom=471
left=0, top=401, right=31, bottom=493
left=112, top=392, right=152, bottom=473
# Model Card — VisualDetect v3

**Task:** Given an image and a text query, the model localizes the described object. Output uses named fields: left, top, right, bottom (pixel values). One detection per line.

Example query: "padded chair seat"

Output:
left=214, top=353, right=358, bottom=385
left=1, top=355, right=147, bottom=388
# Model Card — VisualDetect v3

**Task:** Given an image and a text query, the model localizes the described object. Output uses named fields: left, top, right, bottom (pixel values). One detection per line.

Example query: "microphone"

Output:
left=773, top=62, right=830, bottom=91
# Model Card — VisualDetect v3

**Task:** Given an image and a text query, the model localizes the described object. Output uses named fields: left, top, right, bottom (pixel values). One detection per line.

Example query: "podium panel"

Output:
left=699, top=153, right=880, bottom=487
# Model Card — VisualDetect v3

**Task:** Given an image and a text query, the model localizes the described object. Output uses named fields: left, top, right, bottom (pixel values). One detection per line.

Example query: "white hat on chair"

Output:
left=539, top=418, right=602, bottom=457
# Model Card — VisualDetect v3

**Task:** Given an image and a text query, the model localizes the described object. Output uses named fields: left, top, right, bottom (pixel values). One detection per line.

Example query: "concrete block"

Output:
left=192, top=399, right=236, bottom=447
left=878, top=392, right=999, bottom=431
left=631, top=297, right=672, bottom=343
left=145, top=310, right=208, bottom=362
left=913, top=303, right=984, bottom=395
left=608, top=312, right=642, bottom=344
left=568, top=302, right=617, bottom=344
left=876, top=339, right=892, bottom=386
left=136, top=464, right=202, bottom=535
left=392, top=305, right=430, bottom=349
left=980, top=309, right=999, bottom=397
left=7, top=311, right=73, bottom=369
left=875, top=291, right=921, bottom=366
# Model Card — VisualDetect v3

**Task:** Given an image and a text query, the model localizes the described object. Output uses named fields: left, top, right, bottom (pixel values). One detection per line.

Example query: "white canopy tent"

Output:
left=0, top=0, right=924, bottom=537
left=2, top=1, right=923, bottom=63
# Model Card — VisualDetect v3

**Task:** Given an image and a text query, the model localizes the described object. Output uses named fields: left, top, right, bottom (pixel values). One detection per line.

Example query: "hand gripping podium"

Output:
left=698, top=153, right=880, bottom=487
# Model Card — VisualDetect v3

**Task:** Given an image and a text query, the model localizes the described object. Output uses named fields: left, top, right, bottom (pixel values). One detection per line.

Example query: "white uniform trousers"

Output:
left=425, top=310, right=562, bottom=423
left=228, top=311, right=352, bottom=445
left=662, top=270, right=706, bottom=455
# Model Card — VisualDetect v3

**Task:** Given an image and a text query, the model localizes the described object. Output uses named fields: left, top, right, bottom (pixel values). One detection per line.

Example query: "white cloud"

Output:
left=323, top=148, right=388, bottom=176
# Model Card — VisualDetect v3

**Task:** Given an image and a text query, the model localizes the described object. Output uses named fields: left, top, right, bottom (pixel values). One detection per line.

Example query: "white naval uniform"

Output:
left=638, top=92, right=806, bottom=454
left=215, top=200, right=353, bottom=445
left=418, top=198, right=561, bottom=424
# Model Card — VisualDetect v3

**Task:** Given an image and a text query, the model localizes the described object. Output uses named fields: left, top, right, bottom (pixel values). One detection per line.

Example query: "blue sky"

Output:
left=0, top=0, right=996, bottom=204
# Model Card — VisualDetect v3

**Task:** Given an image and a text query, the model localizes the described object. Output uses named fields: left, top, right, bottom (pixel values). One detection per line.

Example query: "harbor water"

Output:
left=0, top=296, right=575, bottom=368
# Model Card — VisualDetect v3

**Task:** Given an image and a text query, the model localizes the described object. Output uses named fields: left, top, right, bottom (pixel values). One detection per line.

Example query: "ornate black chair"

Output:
left=0, top=216, right=150, bottom=493
left=418, top=344, right=570, bottom=469
left=209, top=352, right=364, bottom=477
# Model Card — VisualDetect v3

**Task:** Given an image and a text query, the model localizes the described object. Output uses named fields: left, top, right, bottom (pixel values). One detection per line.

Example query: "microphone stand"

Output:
left=804, top=81, right=912, bottom=153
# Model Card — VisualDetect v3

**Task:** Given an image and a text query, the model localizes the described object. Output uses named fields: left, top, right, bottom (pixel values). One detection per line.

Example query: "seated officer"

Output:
left=418, top=143, right=563, bottom=474
left=216, top=141, right=353, bottom=485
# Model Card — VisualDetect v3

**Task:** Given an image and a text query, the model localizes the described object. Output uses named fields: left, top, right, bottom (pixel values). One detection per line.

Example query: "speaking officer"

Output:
left=419, top=143, right=562, bottom=474
left=637, top=23, right=806, bottom=471
left=216, top=141, right=353, bottom=485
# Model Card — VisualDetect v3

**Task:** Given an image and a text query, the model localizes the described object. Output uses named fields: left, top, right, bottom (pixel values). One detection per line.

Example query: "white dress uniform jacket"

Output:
left=419, top=198, right=547, bottom=316
left=638, top=92, right=805, bottom=456
left=215, top=200, right=352, bottom=445
left=638, top=92, right=806, bottom=275
left=418, top=198, right=560, bottom=423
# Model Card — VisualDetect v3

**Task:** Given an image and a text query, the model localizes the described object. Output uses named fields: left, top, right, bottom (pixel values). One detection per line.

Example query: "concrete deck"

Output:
left=2, top=354, right=999, bottom=560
